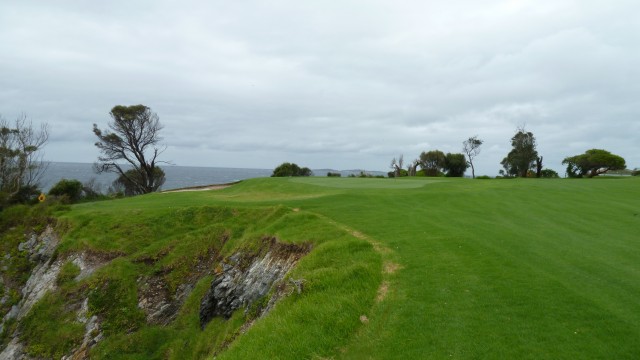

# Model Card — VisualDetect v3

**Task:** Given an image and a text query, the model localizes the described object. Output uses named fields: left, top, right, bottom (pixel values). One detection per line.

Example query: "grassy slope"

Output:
left=19, top=176, right=640, bottom=359
left=30, top=181, right=381, bottom=359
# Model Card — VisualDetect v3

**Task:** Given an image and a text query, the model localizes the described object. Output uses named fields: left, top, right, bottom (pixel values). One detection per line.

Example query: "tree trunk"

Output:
left=536, top=156, right=543, bottom=178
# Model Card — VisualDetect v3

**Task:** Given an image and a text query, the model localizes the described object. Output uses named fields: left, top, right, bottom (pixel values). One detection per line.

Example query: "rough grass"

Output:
left=11, top=176, right=640, bottom=359
left=23, top=192, right=380, bottom=359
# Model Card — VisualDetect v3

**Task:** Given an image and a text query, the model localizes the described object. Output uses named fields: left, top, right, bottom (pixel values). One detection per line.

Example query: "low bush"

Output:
left=49, top=179, right=83, bottom=203
left=272, top=163, right=313, bottom=177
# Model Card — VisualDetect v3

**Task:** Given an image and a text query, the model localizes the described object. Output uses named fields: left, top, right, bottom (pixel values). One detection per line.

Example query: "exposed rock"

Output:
left=52, top=298, right=104, bottom=360
left=0, top=338, right=27, bottom=360
left=137, top=276, right=194, bottom=325
left=199, top=237, right=310, bottom=328
left=18, top=226, right=58, bottom=263
left=0, top=226, right=60, bottom=358
left=71, top=252, right=108, bottom=282
left=72, top=315, right=103, bottom=359
left=136, top=247, right=216, bottom=325
left=17, top=258, right=63, bottom=320
left=1, top=226, right=110, bottom=358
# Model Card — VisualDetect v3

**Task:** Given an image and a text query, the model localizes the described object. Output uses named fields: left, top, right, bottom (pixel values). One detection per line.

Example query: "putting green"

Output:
left=289, top=176, right=441, bottom=189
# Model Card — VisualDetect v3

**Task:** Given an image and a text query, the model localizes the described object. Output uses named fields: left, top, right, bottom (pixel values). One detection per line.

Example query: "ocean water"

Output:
left=40, top=162, right=273, bottom=192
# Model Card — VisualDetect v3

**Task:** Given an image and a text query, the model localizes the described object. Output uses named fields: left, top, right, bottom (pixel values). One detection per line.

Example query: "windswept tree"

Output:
left=390, top=155, right=404, bottom=177
left=93, top=105, right=166, bottom=195
left=0, top=114, right=49, bottom=205
left=444, top=153, right=469, bottom=177
left=462, top=136, right=483, bottom=179
left=419, top=150, right=446, bottom=176
left=501, top=127, right=538, bottom=177
left=562, top=149, right=626, bottom=178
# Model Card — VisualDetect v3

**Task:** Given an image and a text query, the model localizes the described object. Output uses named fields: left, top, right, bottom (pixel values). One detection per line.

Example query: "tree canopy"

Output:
left=271, top=162, right=312, bottom=177
left=501, top=128, right=538, bottom=177
left=93, top=105, right=166, bottom=195
left=444, top=153, right=469, bottom=177
left=562, top=149, right=626, bottom=178
left=419, top=150, right=446, bottom=176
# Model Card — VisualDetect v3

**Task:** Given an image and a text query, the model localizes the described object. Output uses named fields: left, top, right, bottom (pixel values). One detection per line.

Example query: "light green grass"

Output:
left=14, top=176, right=640, bottom=359
left=289, top=176, right=442, bottom=188
left=294, top=177, right=640, bottom=359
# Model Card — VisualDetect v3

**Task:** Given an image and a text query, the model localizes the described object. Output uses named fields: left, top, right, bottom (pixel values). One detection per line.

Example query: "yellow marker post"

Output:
left=38, top=193, right=46, bottom=203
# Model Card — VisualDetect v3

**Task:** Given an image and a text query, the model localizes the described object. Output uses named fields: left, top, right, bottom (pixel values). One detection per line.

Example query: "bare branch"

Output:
left=0, top=114, right=49, bottom=199
left=93, top=105, right=167, bottom=195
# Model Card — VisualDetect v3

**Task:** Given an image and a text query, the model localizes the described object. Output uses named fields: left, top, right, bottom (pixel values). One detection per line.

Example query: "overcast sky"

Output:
left=1, top=0, right=638, bottom=175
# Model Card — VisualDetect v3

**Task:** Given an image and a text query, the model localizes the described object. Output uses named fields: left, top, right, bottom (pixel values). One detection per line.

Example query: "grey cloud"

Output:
left=1, top=0, right=638, bottom=173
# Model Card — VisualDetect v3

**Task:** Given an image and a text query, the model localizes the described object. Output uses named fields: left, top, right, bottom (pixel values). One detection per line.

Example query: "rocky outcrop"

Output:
left=0, top=227, right=109, bottom=359
left=137, top=277, right=194, bottom=325
left=199, top=237, right=310, bottom=328
left=0, top=226, right=60, bottom=359
left=1, top=228, right=312, bottom=358
left=137, top=247, right=218, bottom=326
left=61, top=299, right=103, bottom=360
left=0, top=226, right=59, bottom=342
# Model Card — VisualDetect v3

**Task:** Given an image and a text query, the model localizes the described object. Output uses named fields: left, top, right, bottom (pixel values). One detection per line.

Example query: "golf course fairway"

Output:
left=9, top=176, right=640, bottom=359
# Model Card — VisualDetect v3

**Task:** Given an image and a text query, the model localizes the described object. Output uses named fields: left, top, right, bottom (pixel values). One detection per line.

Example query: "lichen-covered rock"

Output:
left=0, top=338, right=27, bottom=360
left=18, top=226, right=58, bottom=263
left=199, top=238, right=309, bottom=328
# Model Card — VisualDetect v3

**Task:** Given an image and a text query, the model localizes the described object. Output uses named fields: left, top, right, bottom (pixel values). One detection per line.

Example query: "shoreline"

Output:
left=161, top=181, right=241, bottom=193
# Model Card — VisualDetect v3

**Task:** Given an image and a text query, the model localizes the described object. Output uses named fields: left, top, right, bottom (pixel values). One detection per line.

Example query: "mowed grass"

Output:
left=41, top=176, right=640, bottom=359
left=291, top=177, right=640, bottom=359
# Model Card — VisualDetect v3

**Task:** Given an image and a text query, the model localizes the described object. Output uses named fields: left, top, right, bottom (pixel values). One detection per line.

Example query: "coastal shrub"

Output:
left=271, top=162, right=312, bottom=177
left=49, top=179, right=83, bottom=203
left=327, top=172, right=341, bottom=177
left=540, top=169, right=560, bottom=178
left=476, top=175, right=492, bottom=179
left=3, top=185, right=41, bottom=206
